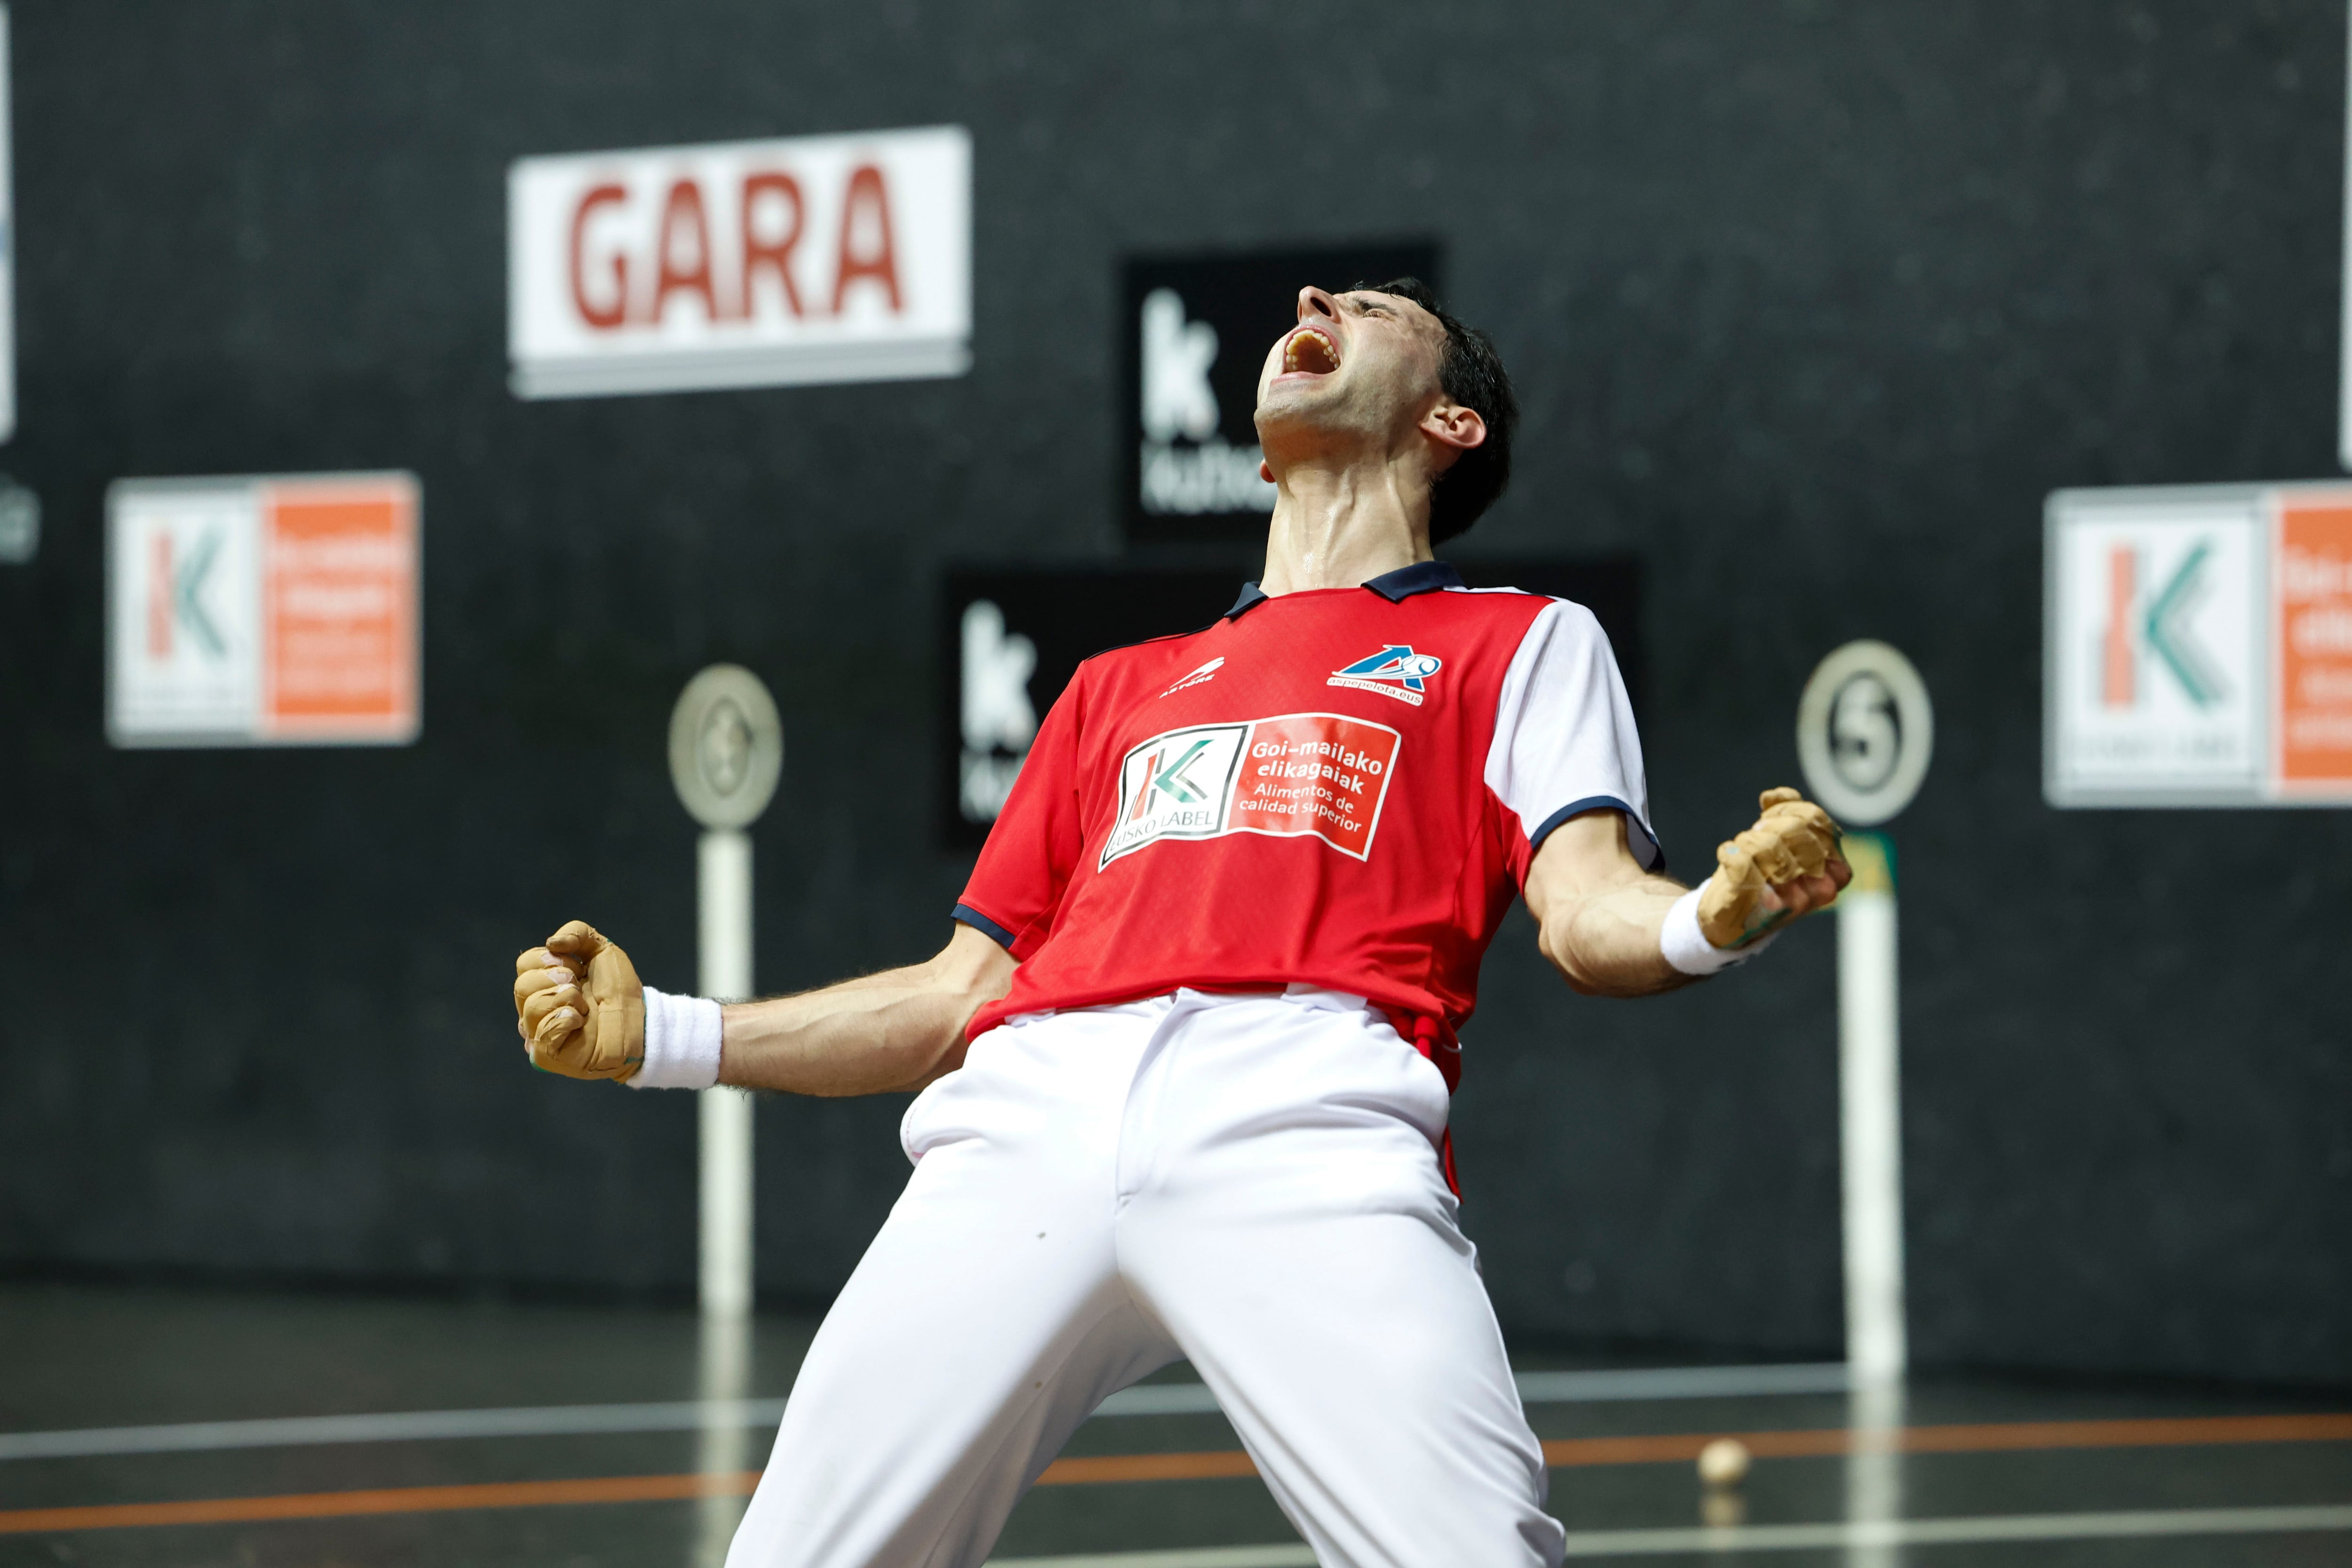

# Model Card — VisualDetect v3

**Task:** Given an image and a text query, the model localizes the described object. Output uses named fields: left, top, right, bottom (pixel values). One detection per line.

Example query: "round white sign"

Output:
left=1796, top=640, right=1932, bottom=827
left=668, top=664, right=783, bottom=829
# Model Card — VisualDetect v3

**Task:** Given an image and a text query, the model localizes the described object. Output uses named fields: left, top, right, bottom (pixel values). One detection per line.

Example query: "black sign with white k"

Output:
left=1120, top=242, right=1440, bottom=543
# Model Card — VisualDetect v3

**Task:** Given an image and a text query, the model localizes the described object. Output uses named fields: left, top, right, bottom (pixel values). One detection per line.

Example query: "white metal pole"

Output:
left=693, top=1308, right=753, bottom=1565
left=698, top=828, right=755, bottom=1319
left=1842, top=1378, right=1906, bottom=1568
left=1837, top=833, right=1907, bottom=1385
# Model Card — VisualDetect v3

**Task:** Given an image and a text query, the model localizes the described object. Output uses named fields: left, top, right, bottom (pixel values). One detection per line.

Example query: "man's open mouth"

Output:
left=1282, top=326, right=1341, bottom=376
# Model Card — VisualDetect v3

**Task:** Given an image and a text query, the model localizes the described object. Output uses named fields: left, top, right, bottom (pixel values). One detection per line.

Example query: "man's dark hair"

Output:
left=1354, top=277, right=1517, bottom=543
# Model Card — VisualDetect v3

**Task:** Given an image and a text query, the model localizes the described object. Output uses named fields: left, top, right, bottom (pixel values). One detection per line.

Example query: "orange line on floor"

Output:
left=1035, top=1449, right=1259, bottom=1484
left=3, top=1411, right=2348, bottom=1536
left=1897, top=1412, right=2352, bottom=1453
left=1536, top=1412, right=2352, bottom=1467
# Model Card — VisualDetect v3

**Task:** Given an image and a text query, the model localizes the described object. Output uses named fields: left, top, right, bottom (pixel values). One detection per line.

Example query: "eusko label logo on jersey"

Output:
left=1100, top=712, right=1401, bottom=868
left=1328, top=644, right=1442, bottom=707
left=1102, top=723, right=1252, bottom=864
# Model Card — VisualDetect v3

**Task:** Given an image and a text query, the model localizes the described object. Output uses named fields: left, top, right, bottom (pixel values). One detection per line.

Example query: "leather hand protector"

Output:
left=1695, top=787, right=1845, bottom=949
left=512, top=920, right=645, bottom=1081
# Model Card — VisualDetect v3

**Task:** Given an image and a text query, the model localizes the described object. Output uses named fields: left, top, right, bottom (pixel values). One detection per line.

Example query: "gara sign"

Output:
left=107, top=473, right=420, bottom=748
left=510, top=126, right=970, bottom=399
left=2046, top=482, right=2352, bottom=804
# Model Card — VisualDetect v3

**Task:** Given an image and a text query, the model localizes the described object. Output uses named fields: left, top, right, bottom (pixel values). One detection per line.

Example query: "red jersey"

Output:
left=954, top=562, right=1655, bottom=1043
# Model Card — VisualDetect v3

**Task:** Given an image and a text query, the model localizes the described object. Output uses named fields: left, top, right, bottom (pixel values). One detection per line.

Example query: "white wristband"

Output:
left=628, top=986, right=724, bottom=1090
left=1659, top=884, right=1779, bottom=977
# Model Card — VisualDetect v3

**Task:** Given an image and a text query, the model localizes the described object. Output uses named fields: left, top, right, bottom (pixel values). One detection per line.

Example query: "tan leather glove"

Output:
left=512, top=920, right=645, bottom=1081
left=1696, top=788, right=1846, bottom=948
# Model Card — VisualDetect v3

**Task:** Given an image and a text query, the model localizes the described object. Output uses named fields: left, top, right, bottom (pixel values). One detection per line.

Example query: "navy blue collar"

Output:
left=1364, top=560, right=1465, bottom=601
left=1224, top=560, right=1463, bottom=620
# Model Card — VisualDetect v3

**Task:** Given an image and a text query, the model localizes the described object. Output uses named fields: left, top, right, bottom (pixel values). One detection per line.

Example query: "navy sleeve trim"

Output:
left=950, top=903, right=1019, bottom=952
left=1528, top=796, right=1665, bottom=872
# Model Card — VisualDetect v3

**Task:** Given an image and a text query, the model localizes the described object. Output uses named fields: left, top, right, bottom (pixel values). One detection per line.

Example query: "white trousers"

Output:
left=724, top=987, right=1566, bottom=1568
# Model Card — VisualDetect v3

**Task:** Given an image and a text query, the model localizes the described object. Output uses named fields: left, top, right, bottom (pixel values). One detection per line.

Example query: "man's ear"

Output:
left=1422, top=401, right=1486, bottom=459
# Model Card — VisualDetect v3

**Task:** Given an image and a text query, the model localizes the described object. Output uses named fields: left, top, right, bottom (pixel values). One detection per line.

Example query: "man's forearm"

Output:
left=1539, top=876, right=1697, bottom=998
left=1524, top=794, right=1844, bottom=999
left=716, top=928, right=1013, bottom=1096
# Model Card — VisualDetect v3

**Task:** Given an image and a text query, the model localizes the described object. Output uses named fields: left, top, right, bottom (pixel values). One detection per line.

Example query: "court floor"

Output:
left=2, top=1282, right=2348, bottom=1566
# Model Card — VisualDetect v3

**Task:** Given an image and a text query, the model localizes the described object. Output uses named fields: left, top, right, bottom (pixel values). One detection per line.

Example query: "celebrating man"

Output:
left=513, top=279, right=1847, bottom=1568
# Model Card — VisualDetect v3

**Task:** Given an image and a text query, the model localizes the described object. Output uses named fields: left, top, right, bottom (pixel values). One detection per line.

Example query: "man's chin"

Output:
left=1258, top=390, right=1393, bottom=454
left=1254, top=380, right=1341, bottom=432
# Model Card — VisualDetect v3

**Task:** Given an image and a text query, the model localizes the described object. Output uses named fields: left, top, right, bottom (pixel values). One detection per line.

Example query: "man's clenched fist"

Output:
left=512, top=921, right=645, bottom=1081
left=1696, top=787, right=1849, bottom=948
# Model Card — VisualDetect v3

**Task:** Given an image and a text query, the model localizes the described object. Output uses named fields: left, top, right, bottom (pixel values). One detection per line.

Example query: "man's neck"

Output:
left=1256, top=454, right=1434, bottom=596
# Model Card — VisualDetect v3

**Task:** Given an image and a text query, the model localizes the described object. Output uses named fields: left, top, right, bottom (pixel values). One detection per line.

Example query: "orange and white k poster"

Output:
left=108, top=472, right=420, bottom=747
left=2276, top=496, right=2352, bottom=790
left=261, top=478, right=419, bottom=740
left=2047, top=481, right=2352, bottom=805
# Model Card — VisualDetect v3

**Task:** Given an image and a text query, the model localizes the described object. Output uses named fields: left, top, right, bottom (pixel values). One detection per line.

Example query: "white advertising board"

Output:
left=2045, top=482, right=2352, bottom=804
left=108, top=473, right=421, bottom=747
left=2342, top=0, right=2352, bottom=471
left=0, top=6, right=17, bottom=443
left=509, top=126, right=970, bottom=399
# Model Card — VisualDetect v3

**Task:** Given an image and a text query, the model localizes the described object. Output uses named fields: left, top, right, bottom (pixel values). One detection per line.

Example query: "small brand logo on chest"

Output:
left=1328, top=644, right=1443, bottom=707
left=1159, top=656, right=1224, bottom=698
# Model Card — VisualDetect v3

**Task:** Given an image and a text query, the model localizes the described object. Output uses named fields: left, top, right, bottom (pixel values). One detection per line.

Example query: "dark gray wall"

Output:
left=1, top=1, right=2345, bottom=1389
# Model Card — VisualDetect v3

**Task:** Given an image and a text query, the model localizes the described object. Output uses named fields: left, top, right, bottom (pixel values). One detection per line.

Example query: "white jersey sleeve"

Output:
left=1482, top=597, right=1661, bottom=870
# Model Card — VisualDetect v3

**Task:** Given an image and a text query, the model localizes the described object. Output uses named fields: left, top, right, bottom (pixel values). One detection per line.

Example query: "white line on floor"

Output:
left=1095, top=1363, right=1850, bottom=1416
left=989, top=1504, right=2352, bottom=1566
left=0, top=1362, right=1847, bottom=1461
left=0, top=1400, right=795, bottom=1461
left=1556, top=1504, right=2352, bottom=1556
left=1088, top=1383, right=1221, bottom=1416
left=1511, top=1362, right=1849, bottom=1404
